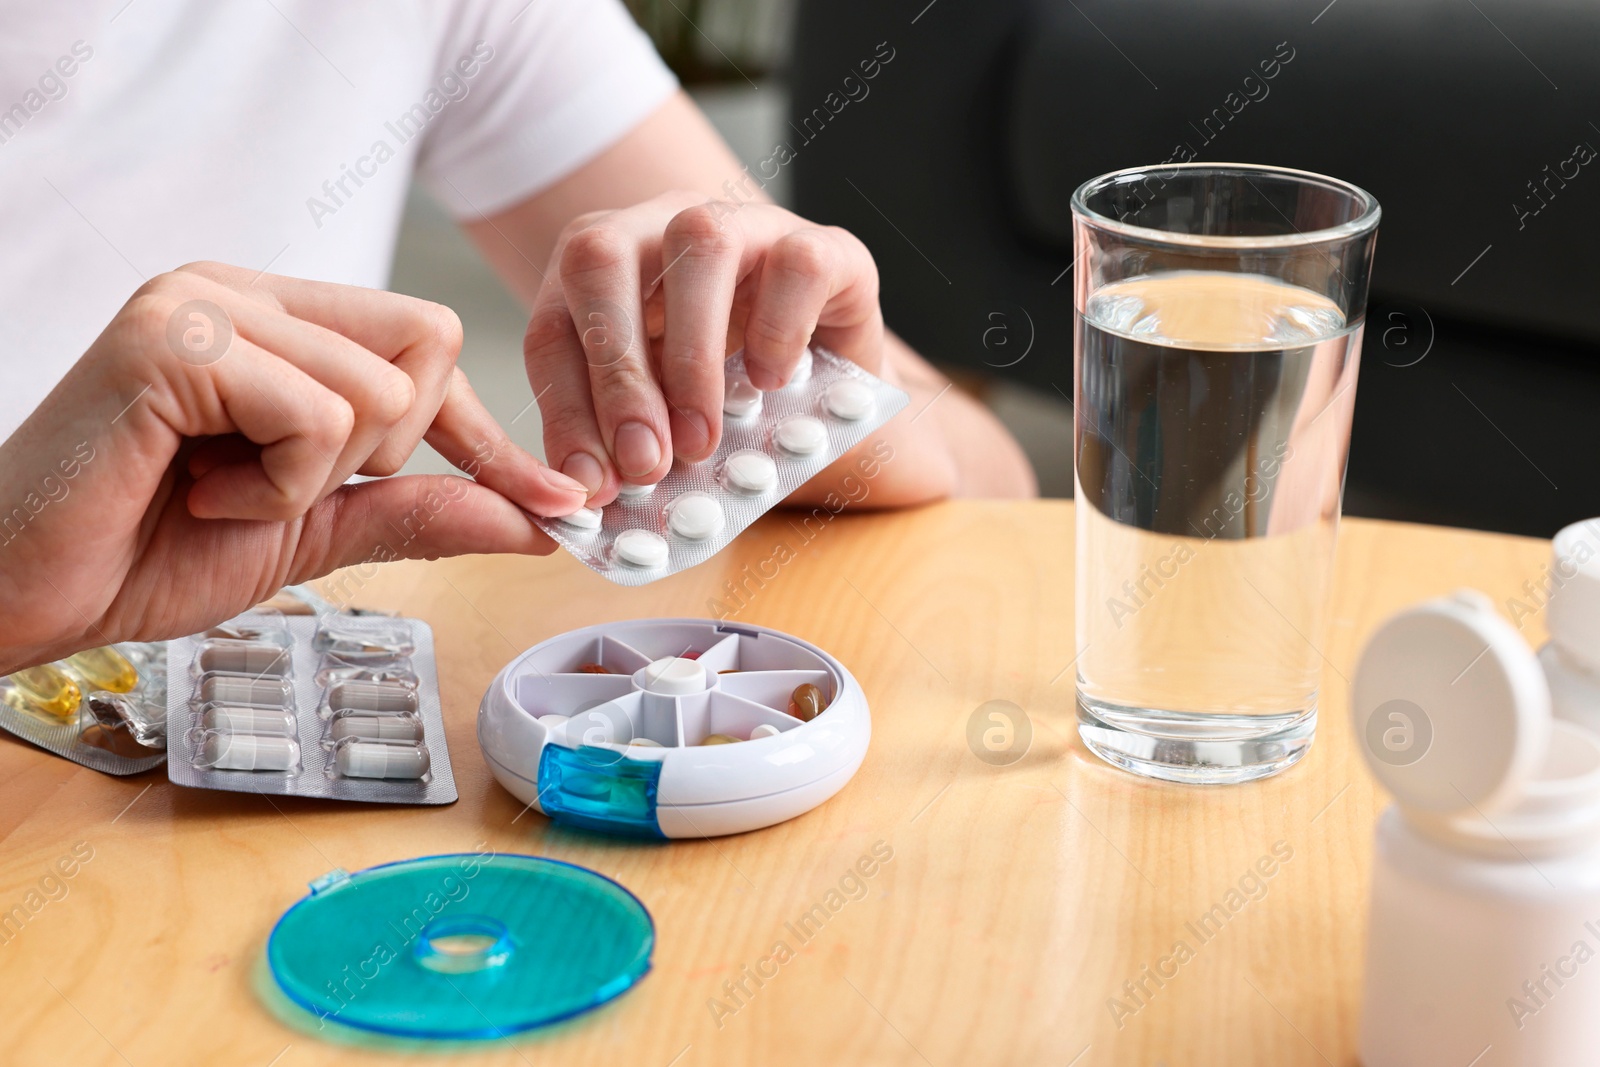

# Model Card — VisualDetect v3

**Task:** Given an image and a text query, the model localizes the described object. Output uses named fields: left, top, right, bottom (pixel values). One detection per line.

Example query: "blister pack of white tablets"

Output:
left=164, top=613, right=457, bottom=804
left=534, top=347, right=909, bottom=587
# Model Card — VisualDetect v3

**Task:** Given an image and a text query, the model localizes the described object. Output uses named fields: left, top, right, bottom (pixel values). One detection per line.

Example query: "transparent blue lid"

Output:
left=267, top=853, right=654, bottom=1039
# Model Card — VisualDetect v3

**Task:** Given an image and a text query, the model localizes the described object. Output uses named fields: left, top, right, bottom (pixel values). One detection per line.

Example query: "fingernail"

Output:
left=671, top=409, right=711, bottom=459
left=746, top=364, right=781, bottom=390
left=542, top=466, right=589, bottom=495
left=561, top=452, right=605, bottom=494
left=613, top=422, right=661, bottom=479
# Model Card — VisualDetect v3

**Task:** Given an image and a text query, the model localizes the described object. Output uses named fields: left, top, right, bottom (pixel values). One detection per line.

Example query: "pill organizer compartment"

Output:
left=478, top=618, right=871, bottom=838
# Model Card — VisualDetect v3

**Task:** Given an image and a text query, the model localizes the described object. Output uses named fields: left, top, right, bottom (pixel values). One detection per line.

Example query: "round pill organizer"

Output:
left=477, top=618, right=870, bottom=838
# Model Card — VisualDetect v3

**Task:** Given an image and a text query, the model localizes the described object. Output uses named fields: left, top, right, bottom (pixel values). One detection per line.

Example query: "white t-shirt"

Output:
left=0, top=0, right=678, bottom=439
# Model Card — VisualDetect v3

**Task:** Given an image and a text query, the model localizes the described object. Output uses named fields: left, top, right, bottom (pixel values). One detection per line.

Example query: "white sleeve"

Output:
left=416, top=0, right=680, bottom=219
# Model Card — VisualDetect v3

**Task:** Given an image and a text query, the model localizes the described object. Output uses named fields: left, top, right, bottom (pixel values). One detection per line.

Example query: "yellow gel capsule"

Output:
left=5, top=664, right=82, bottom=721
left=66, top=647, right=139, bottom=694
left=700, top=733, right=741, bottom=746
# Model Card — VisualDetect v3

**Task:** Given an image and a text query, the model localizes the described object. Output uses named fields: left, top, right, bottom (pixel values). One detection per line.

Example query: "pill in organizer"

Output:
left=533, top=346, right=908, bottom=587
left=165, top=613, right=456, bottom=803
left=477, top=618, right=869, bottom=838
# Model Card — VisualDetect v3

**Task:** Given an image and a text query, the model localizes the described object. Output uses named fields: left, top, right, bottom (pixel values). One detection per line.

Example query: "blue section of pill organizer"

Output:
left=537, top=744, right=666, bottom=838
left=267, top=853, right=655, bottom=1039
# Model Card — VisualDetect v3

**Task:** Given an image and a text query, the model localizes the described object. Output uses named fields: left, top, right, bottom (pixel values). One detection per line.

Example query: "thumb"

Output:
left=287, top=474, right=557, bottom=580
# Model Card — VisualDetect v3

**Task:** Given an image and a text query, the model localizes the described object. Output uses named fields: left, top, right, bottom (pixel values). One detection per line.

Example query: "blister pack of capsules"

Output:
left=0, top=643, right=168, bottom=775
left=534, top=346, right=909, bottom=587
left=165, top=612, right=457, bottom=804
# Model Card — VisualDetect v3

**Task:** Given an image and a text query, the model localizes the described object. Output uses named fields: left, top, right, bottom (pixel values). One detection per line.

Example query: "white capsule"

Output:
left=825, top=379, right=876, bottom=421
left=750, top=723, right=782, bottom=740
left=558, top=506, right=602, bottom=530
left=336, top=740, right=431, bottom=779
left=773, top=415, right=827, bottom=456
left=201, top=706, right=297, bottom=737
left=195, top=641, right=291, bottom=677
left=325, top=681, right=418, bottom=715
left=667, top=492, right=725, bottom=540
left=616, top=482, right=656, bottom=498
left=723, top=378, right=763, bottom=419
left=614, top=529, right=669, bottom=568
left=196, top=674, right=294, bottom=708
left=721, top=449, right=777, bottom=494
left=198, top=731, right=299, bottom=771
left=329, top=713, right=424, bottom=743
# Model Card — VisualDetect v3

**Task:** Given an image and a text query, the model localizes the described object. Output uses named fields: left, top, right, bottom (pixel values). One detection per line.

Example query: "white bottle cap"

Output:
left=1351, top=589, right=1551, bottom=817
left=635, top=657, right=707, bottom=696
left=1547, top=519, right=1600, bottom=674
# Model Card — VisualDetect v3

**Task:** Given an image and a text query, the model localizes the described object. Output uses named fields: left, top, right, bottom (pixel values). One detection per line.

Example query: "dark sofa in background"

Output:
left=789, top=0, right=1600, bottom=537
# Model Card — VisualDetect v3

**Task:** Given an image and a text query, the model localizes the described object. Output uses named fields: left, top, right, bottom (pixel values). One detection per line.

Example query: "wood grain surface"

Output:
left=0, top=501, right=1553, bottom=1066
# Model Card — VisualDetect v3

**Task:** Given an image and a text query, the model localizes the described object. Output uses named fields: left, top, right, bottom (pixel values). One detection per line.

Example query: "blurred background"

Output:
left=392, top=0, right=1599, bottom=538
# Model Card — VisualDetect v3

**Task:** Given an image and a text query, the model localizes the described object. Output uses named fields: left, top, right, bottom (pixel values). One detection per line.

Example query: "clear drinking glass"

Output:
left=1071, top=163, right=1380, bottom=784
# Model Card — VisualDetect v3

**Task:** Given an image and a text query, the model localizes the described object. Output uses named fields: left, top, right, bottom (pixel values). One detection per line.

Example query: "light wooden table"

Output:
left=0, top=501, right=1552, bottom=1066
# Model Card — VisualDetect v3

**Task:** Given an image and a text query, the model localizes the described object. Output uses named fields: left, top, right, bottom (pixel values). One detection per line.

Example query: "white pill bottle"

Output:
left=1354, top=584, right=1600, bottom=1067
left=1540, top=519, right=1600, bottom=737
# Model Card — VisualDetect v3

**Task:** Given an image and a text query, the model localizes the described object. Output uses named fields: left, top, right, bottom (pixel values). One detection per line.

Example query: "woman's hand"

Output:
left=524, top=191, right=889, bottom=503
left=0, top=262, right=587, bottom=674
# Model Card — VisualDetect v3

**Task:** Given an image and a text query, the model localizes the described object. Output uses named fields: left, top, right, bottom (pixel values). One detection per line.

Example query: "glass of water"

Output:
left=1071, top=163, right=1380, bottom=784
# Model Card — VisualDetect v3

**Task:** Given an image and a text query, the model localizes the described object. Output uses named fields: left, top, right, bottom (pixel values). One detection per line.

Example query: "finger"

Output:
left=659, top=202, right=745, bottom=461
left=288, top=474, right=559, bottom=581
left=187, top=435, right=258, bottom=479
left=178, top=261, right=461, bottom=368
left=742, top=225, right=884, bottom=388
left=184, top=337, right=354, bottom=521
left=560, top=215, right=671, bottom=484
left=217, top=290, right=418, bottom=488
left=423, top=367, right=588, bottom=517
left=524, top=296, right=616, bottom=503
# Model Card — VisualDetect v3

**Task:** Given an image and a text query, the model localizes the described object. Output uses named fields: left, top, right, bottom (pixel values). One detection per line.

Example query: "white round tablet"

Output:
left=617, top=482, right=656, bottom=498
left=750, top=723, right=782, bottom=740
left=557, top=506, right=602, bottom=530
left=773, top=414, right=827, bottom=456
left=723, top=378, right=763, bottom=419
left=613, top=528, right=669, bottom=568
left=721, top=449, right=777, bottom=494
left=667, top=492, right=725, bottom=540
left=785, top=348, right=814, bottom=387
left=825, top=380, right=875, bottom=421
